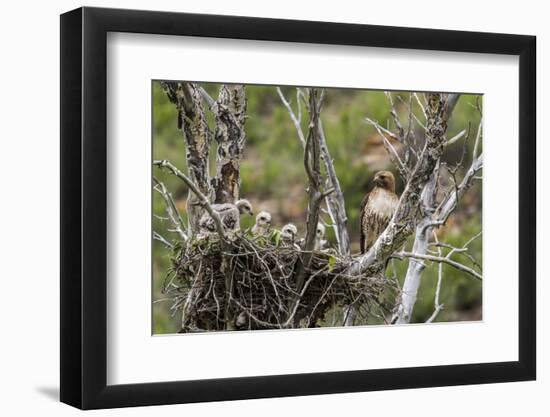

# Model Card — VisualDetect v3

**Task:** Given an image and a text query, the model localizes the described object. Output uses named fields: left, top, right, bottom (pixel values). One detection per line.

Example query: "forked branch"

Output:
left=153, top=177, right=188, bottom=241
left=153, top=159, right=226, bottom=239
left=277, top=87, right=350, bottom=255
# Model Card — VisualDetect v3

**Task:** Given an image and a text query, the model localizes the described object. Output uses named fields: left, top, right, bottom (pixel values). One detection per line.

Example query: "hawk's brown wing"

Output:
left=359, top=192, right=370, bottom=254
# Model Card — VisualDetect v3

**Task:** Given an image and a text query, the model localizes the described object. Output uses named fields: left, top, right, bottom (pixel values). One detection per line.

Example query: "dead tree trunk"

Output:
left=299, top=89, right=325, bottom=278
left=392, top=170, right=438, bottom=324
left=291, top=89, right=330, bottom=326
left=212, top=84, right=247, bottom=204
left=318, top=120, right=351, bottom=256
left=276, top=87, right=350, bottom=256
left=160, top=81, right=212, bottom=234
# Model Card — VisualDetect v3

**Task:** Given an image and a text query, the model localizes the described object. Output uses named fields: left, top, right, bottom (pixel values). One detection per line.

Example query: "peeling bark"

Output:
left=160, top=81, right=212, bottom=234
left=212, top=84, right=247, bottom=204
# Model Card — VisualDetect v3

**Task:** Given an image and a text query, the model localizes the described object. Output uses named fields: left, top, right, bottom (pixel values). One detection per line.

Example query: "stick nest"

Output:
left=162, top=233, right=398, bottom=332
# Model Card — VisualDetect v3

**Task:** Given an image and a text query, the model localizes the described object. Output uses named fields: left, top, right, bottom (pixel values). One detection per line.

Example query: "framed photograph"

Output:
left=60, top=6, right=536, bottom=409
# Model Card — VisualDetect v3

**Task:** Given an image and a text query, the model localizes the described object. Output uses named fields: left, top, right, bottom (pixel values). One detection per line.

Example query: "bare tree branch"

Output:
left=413, top=93, right=427, bottom=116
left=446, top=93, right=461, bottom=117
left=296, top=89, right=324, bottom=286
left=426, top=231, right=444, bottom=323
left=318, top=120, right=351, bottom=255
left=391, top=169, right=438, bottom=324
left=153, top=177, right=188, bottom=241
left=153, top=159, right=226, bottom=239
left=445, top=129, right=467, bottom=147
left=435, top=154, right=483, bottom=226
left=472, top=118, right=483, bottom=160
left=290, top=89, right=327, bottom=326
left=365, top=117, right=408, bottom=177
left=276, top=87, right=306, bottom=147
left=277, top=87, right=350, bottom=256
left=346, top=93, right=453, bottom=278
left=395, top=226, right=481, bottom=323
left=385, top=91, right=405, bottom=140
left=160, top=81, right=212, bottom=234
left=393, top=251, right=482, bottom=280
left=197, top=86, right=216, bottom=108
left=153, top=231, right=174, bottom=249
left=391, top=97, right=486, bottom=324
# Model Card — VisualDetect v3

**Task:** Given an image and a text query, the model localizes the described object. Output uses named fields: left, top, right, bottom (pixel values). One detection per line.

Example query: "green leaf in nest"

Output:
left=271, top=229, right=281, bottom=246
left=328, top=255, right=336, bottom=272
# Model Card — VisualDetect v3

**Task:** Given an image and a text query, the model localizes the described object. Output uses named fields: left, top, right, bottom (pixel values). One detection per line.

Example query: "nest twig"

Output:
left=162, top=233, right=398, bottom=332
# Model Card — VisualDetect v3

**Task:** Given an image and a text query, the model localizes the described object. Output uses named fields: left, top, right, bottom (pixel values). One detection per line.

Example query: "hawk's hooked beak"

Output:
left=374, top=176, right=386, bottom=187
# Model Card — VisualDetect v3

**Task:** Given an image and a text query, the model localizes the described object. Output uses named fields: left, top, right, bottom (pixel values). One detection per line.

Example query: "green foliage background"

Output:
left=152, top=82, right=482, bottom=334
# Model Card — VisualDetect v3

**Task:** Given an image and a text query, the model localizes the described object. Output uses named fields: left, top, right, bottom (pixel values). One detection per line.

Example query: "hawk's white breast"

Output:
left=368, top=189, right=398, bottom=219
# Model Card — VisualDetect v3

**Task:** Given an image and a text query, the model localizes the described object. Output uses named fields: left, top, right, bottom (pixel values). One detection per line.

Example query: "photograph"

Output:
left=152, top=82, right=483, bottom=334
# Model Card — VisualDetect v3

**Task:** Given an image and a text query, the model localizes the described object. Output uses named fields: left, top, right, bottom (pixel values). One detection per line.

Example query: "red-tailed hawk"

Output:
left=296, top=223, right=328, bottom=251
left=314, top=223, right=328, bottom=251
left=360, top=171, right=399, bottom=254
left=280, top=223, right=298, bottom=248
left=199, top=199, right=253, bottom=234
left=251, top=211, right=272, bottom=237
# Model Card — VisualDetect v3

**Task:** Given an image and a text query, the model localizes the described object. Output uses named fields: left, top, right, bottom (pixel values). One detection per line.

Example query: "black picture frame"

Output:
left=60, top=6, right=536, bottom=410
